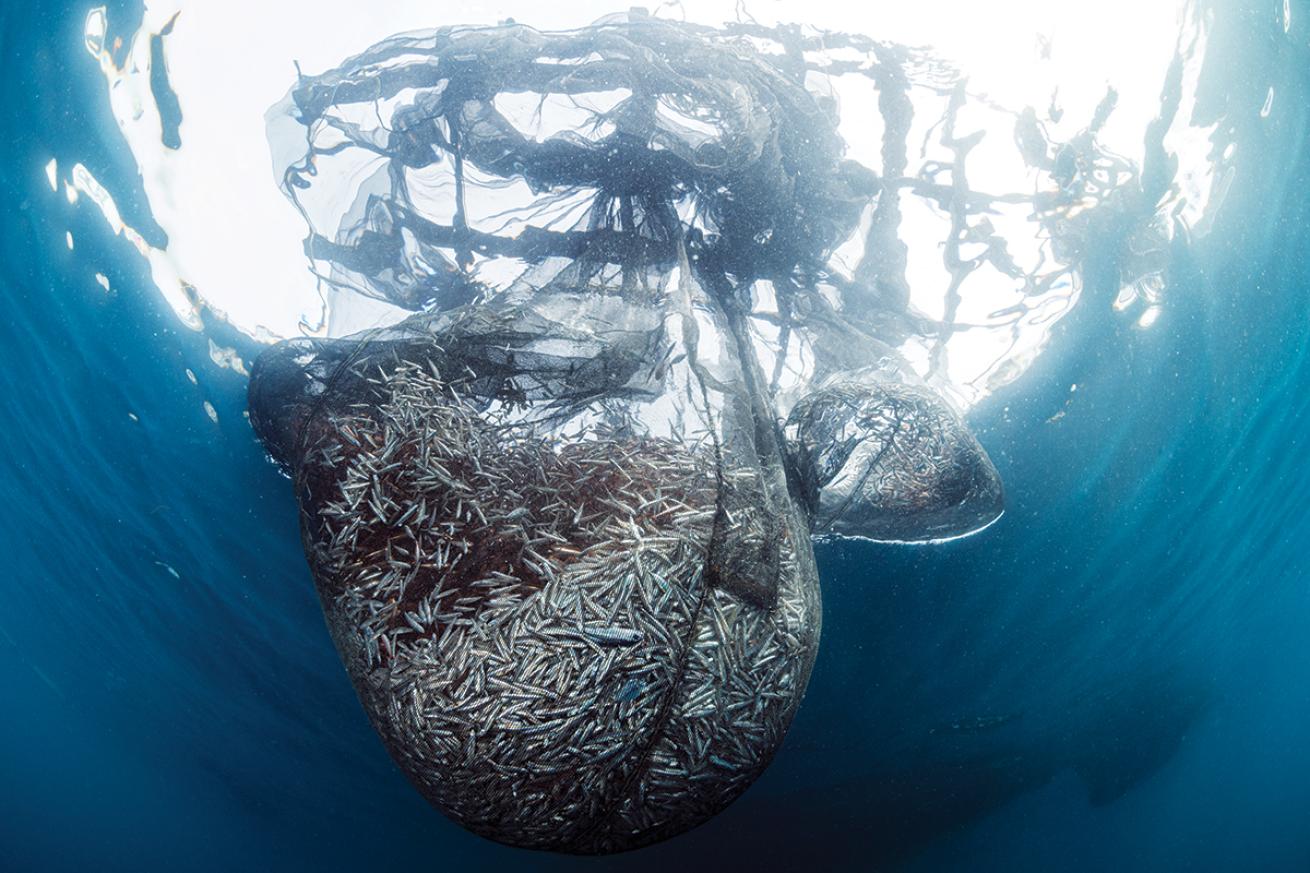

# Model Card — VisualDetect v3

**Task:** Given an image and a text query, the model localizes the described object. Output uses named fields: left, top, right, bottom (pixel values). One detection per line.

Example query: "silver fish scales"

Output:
left=253, top=347, right=821, bottom=852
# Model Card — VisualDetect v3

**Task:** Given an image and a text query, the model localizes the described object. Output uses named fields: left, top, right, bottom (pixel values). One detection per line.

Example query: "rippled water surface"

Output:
left=3, top=1, right=1309, bottom=870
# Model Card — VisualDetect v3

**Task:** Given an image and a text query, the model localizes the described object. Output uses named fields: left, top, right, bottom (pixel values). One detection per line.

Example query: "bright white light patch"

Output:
left=79, top=0, right=1215, bottom=407
left=69, top=160, right=201, bottom=330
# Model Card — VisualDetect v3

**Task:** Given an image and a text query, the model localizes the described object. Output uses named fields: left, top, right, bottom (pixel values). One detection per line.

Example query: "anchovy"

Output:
left=580, top=625, right=644, bottom=646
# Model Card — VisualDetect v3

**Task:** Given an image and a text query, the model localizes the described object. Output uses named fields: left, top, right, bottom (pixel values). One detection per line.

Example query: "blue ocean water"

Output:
left=2, top=1, right=1308, bottom=870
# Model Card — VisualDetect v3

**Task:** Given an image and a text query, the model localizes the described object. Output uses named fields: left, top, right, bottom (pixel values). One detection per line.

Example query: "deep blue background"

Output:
left=1, top=2, right=1307, bottom=870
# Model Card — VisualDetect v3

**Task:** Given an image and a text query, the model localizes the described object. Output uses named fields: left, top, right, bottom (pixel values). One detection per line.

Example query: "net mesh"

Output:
left=250, top=267, right=822, bottom=851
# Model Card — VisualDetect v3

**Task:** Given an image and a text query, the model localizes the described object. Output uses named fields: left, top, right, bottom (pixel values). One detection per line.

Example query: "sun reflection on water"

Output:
left=71, top=0, right=1220, bottom=409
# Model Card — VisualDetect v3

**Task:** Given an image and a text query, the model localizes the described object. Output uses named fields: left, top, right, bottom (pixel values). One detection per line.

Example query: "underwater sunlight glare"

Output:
left=77, top=0, right=1209, bottom=410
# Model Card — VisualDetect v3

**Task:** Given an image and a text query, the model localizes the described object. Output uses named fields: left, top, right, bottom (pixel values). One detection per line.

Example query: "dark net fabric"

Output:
left=278, top=16, right=874, bottom=315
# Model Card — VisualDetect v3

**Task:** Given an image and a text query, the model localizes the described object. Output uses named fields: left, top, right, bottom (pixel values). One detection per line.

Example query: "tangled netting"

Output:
left=239, top=12, right=1184, bottom=853
left=278, top=15, right=873, bottom=316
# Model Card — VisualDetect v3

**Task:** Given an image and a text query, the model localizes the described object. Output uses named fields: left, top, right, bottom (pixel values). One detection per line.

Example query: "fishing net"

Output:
left=248, top=13, right=1032, bottom=853
left=250, top=256, right=823, bottom=853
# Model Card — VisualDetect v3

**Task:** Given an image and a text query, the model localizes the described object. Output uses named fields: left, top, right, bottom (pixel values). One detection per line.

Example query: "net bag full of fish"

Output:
left=248, top=15, right=1003, bottom=854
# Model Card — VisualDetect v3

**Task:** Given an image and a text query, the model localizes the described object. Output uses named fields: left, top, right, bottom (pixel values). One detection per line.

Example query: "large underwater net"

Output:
left=241, top=12, right=1161, bottom=852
